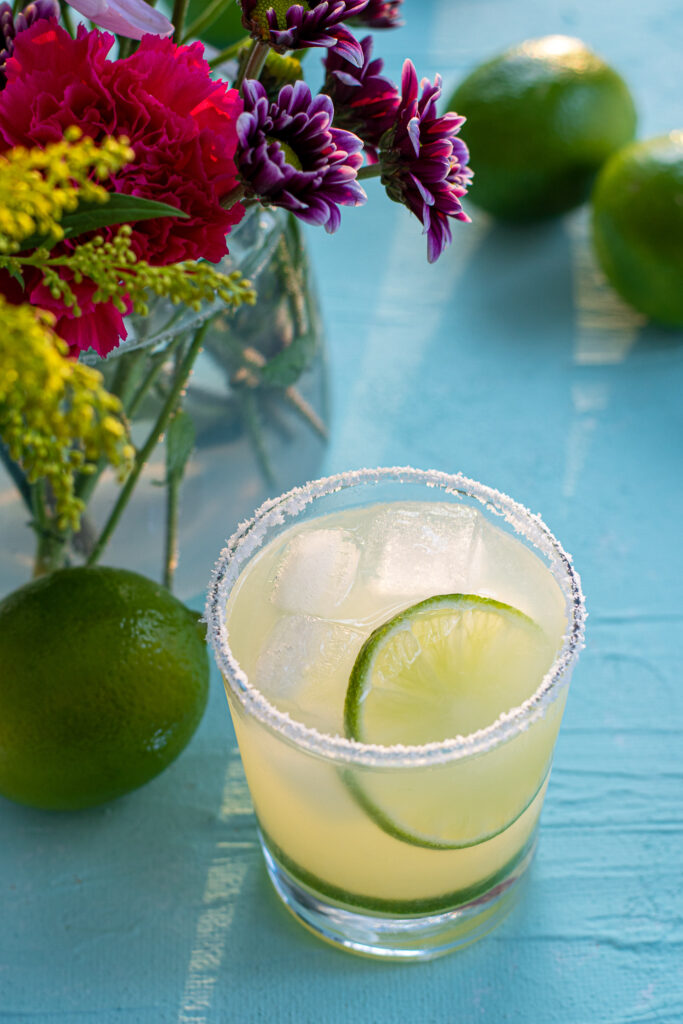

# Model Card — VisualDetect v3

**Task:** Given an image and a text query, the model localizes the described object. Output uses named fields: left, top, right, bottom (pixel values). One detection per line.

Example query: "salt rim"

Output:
left=206, top=466, right=586, bottom=768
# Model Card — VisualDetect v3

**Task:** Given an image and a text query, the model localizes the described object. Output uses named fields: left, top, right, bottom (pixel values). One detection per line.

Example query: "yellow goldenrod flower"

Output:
left=0, top=297, right=134, bottom=531
left=0, top=129, right=135, bottom=255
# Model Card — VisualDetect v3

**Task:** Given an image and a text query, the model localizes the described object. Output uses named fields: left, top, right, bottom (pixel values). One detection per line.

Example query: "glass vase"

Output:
left=0, top=208, right=328, bottom=601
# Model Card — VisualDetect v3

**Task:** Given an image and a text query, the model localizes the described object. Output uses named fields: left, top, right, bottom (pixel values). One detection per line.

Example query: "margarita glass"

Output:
left=206, top=468, right=585, bottom=959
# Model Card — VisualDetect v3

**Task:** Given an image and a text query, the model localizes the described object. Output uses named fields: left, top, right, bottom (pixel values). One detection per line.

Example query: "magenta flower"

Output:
left=237, top=78, right=366, bottom=232
left=65, top=0, right=173, bottom=40
left=380, top=60, right=472, bottom=262
left=352, top=0, right=403, bottom=28
left=0, top=0, right=58, bottom=86
left=0, top=23, right=244, bottom=356
left=241, top=0, right=369, bottom=68
left=323, top=35, right=399, bottom=163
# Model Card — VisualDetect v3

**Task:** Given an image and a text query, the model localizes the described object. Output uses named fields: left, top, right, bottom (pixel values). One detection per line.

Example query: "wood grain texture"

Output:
left=1, top=0, right=682, bottom=1020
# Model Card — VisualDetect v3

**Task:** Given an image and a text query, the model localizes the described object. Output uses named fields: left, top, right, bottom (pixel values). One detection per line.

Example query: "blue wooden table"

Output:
left=2, top=1, right=682, bottom=1020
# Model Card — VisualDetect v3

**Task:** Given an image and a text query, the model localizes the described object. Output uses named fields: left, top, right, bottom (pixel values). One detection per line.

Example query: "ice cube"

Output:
left=253, top=614, right=364, bottom=734
left=271, top=528, right=360, bottom=617
left=361, top=503, right=479, bottom=602
left=467, top=515, right=566, bottom=638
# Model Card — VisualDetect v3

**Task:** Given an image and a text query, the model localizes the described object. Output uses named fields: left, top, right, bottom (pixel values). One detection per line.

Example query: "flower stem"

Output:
left=236, top=38, right=270, bottom=88
left=110, top=346, right=148, bottom=410
left=72, top=347, right=153, bottom=510
left=357, top=164, right=383, bottom=181
left=163, top=466, right=181, bottom=590
left=0, top=439, right=32, bottom=515
left=31, top=481, right=67, bottom=578
left=58, top=0, right=76, bottom=36
left=283, top=385, right=328, bottom=440
left=238, top=388, right=274, bottom=485
left=181, top=0, right=236, bottom=44
left=85, top=319, right=212, bottom=569
left=162, top=348, right=185, bottom=591
left=69, top=339, right=182, bottom=563
left=172, top=0, right=190, bottom=43
left=221, top=183, right=247, bottom=211
left=208, top=36, right=250, bottom=70
left=125, top=343, right=181, bottom=420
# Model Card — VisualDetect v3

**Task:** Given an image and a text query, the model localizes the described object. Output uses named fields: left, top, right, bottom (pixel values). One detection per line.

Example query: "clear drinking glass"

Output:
left=206, top=468, right=585, bottom=960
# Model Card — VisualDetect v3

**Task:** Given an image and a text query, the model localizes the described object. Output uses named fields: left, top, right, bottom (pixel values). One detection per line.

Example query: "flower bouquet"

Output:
left=0, top=0, right=473, bottom=595
left=0, top=0, right=475, bottom=810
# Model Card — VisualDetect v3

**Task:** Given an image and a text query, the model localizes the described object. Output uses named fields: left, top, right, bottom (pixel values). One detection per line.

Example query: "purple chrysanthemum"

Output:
left=351, top=0, right=403, bottom=28
left=236, top=78, right=366, bottom=232
left=241, top=0, right=369, bottom=68
left=323, top=35, right=399, bottom=163
left=380, top=60, right=473, bottom=263
left=0, top=0, right=58, bottom=86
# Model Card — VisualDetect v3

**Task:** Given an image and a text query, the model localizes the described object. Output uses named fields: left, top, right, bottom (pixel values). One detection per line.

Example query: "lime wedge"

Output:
left=343, top=594, right=558, bottom=849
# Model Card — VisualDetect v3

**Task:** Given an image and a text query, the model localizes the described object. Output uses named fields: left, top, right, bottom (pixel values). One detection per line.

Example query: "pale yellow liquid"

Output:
left=225, top=502, right=568, bottom=909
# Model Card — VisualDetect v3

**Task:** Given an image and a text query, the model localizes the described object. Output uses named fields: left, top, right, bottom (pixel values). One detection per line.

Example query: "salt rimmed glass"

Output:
left=206, top=467, right=585, bottom=960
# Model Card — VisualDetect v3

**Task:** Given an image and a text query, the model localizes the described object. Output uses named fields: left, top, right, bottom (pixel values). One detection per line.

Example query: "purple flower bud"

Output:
left=352, top=0, right=403, bottom=29
left=323, top=35, right=399, bottom=163
left=379, top=60, right=473, bottom=263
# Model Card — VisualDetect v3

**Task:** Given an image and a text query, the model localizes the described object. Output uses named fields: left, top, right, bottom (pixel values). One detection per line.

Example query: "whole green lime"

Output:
left=449, top=35, right=637, bottom=220
left=0, top=567, right=209, bottom=811
left=592, top=132, right=683, bottom=327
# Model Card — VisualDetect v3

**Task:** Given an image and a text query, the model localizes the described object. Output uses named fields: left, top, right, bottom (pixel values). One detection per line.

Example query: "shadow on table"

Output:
left=631, top=320, right=683, bottom=355
left=450, top=215, right=576, bottom=345
left=0, top=666, right=264, bottom=1019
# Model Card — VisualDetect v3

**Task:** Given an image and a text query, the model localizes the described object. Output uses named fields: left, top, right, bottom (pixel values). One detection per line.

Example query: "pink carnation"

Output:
left=0, top=23, right=244, bottom=356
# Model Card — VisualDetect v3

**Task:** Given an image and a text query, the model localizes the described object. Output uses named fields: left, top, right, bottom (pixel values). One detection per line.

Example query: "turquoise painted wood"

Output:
left=1, top=1, right=682, bottom=1020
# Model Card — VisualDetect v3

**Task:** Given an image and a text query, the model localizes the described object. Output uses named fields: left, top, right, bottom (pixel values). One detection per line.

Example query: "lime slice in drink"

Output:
left=344, top=594, right=558, bottom=848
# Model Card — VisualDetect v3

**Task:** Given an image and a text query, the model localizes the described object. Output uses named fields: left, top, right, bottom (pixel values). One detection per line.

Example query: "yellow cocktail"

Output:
left=207, top=468, right=584, bottom=959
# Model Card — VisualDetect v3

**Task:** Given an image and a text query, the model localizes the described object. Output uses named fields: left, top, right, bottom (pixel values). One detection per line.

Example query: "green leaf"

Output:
left=5, top=264, right=25, bottom=288
left=165, top=410, right=196, bottom=484
left=18, top=195, right=188, bottom=252
left=185, top=0, right=243, bottom=47
left=61, top=195, right=189, bottom=236
left=258, top=331, right=317, bottom=389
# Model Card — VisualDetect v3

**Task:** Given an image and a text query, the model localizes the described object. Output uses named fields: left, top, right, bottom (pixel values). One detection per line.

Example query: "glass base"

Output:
left=261, top=834, right=537, bottom=961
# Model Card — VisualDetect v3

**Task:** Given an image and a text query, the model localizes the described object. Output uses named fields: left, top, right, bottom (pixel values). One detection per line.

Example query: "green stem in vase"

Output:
left=237, top=387, right=275, bottom=486
left=69, top=335, right=186, bottom=565
left=110, top=347, right=149, bottom=411
left=283, top=385, right=328, bottom=440
left=162, top=346, right=184, bottom=590
left=125, top=341, right=182, bottom=421
left=163, top=465, right=181, bottom=590
left=31, top=481, right=68, bottom=578
left=85, top=318, right=213, bottom=569
left=237, top=345, right=327, bottom=440
left=162, top=399, right=195, bottom=591
left=0, top=439, right=32, bottom=515
left=71, top=348, right=154, bottom=516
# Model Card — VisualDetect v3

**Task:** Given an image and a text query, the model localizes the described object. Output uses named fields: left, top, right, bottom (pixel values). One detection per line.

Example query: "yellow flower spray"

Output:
left=0, top=130, right=255, bottom=581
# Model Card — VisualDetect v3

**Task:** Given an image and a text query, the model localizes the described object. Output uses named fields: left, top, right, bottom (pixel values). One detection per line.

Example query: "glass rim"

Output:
left=80, top=206, right=282, bottom=366
left=206, top=466, right=586, bottom=768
